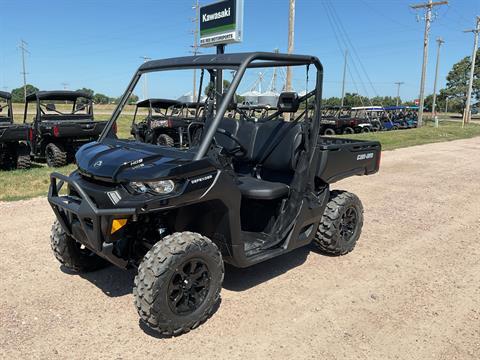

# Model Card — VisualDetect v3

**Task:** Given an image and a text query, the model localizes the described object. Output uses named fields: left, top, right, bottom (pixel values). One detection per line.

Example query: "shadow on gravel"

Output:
left=61, top=265, right=135, bottom=297
left=138, top=299, right=222, bottom=339
left=223, top=246, right=310, bottom=292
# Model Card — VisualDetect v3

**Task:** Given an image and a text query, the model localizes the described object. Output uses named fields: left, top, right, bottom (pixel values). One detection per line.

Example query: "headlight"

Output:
left=147, top=180, right=175, bottom=194
left=129, top=180, right=175, bottom=194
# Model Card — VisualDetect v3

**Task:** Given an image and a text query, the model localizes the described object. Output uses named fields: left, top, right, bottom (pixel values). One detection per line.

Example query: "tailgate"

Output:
left=51, top=121, right=108, bottom=139
left=0, top=125, right=29, bottom=142
left=315, top=137, right=381, bottom=183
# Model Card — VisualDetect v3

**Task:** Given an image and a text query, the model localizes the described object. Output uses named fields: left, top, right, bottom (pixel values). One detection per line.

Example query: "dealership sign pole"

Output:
left=200, top=0, right=244, bottom=105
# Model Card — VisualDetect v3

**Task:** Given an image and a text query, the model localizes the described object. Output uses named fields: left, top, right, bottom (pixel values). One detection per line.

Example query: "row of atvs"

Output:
left=320, top=106, right=418, bottom=135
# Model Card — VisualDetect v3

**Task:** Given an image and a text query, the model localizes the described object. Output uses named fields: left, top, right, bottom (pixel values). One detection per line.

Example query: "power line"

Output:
left=395, top=82, right=405, bottom=106
left=410, top=0, right=448, bottom=127
left=139, top=56, right=152, bottom=100
left=432, top=37, right=444, bottom=127
left=341, top=50, right=348, bottom=107
left=18, top=39, right=30, bottom=101
left=462, top=16, right=480, bottom=126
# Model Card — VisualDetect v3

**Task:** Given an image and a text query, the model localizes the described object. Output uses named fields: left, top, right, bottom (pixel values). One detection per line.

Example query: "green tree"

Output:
left=76, top=88, right=95, bottom=98
left=93, top=93, right=110, bottom=104
left=128, top=94, right=139, bottom=105
left=11, top=84, right=39, bottom=102
left=443, top=49, right=480, bottom=111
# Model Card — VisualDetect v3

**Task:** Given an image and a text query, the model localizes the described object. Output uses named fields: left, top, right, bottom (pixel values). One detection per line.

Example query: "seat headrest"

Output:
left=46, top=103, right=56, bottom=111
left=277, top=92, right=299, bottom=113
left=221, top=91, right=237, bottom=111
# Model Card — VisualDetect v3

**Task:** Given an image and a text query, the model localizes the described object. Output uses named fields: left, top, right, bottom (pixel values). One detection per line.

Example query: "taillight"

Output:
left=376, top=150, right=382, bottom=169
left=167, top=119, right=173, bottom=128
left=112, top=122, right=117, bottom=134
left=53, top=125, right=59, bottom=137
left=28, top=128, right=33, bottom=141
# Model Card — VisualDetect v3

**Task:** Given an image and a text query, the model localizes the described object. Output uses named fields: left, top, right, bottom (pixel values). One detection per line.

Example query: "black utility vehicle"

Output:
left=320, top=106, right=365, bottom=135
left=0, top=91, right=31, bottom=169
left=48, top=52, right=381, bottom=336
left=131, top=99, right=205, bottom=148
left=25, top=90, right=108, bottom=167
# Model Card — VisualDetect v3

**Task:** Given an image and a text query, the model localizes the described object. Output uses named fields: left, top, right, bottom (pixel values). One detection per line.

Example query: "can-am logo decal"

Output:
left=357, top=153, right=374, bottom=161
left=191, top=174, right=214, bottom=184
left=93, top=160, right=103, bottom=168
left=202, top=7, right=231, bottom=22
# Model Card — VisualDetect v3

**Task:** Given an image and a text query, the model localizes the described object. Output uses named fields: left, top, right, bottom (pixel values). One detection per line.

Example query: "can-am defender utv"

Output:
left=0, top=91, right=31, bottom=170
left=24, top=90, right=108, bottom=167
left=131, top=98, right=205, bottom=147
left=48, top=52, right=381, bottom=336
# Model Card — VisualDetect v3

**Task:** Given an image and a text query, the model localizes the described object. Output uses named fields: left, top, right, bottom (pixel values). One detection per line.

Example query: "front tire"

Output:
left=50, top=220, right=108, bottom=272
left=314, top=190, right=364, bottom=256
left=134, top=232, right=224, bottom=336
left=343, top=127, right=354, bottom=134
left=16, top=143, right=31, bottom=169
left=156, top=133, right=174, bottom=147
left=323, top=128, right=336, bottom=136
left=46, top=143, right=67, bottom=167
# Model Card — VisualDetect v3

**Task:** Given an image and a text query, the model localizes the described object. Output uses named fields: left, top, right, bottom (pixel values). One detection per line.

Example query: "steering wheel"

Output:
left=215, top=128, right=247, bottom=157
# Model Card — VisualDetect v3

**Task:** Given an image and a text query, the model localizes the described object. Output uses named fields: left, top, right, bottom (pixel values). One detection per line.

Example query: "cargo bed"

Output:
left=0, top=124, right=29, bottom=143
left=315, top=137, right=381, bottom=183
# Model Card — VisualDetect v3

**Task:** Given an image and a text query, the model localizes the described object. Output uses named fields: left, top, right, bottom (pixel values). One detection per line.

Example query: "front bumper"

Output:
left=48, top=172, right=136, bottom=267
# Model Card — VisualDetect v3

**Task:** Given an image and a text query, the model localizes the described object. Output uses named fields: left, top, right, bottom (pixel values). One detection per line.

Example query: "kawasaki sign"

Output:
left=200, top=0, right=243, bottom=47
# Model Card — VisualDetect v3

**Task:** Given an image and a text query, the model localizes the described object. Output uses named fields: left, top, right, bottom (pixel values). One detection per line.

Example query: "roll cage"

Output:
left=23, top=90, right=94, bottom=123
left=0, top=91, right=13, bottom=123
left=100, top=52, right=323, bottom=160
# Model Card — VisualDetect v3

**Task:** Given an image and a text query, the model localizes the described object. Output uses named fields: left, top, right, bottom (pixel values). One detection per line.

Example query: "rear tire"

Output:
left=50, top=220, right=108, bottom=272
left=0, top=145, right=15, bottom=170
left=314, top=190, right=364, bottom=256
left=134, top=232, right=224, bottom=336
left=46, top=143, right=67, bottom=167
left=156, top=134, right=174, bottom=147
left=323, top=128, right=336, bottom=136
left=361, top=127, right=371, bottom=133
left=16, top=143, right=31, bottom=169
left=343, top=127, right=354, bottom=134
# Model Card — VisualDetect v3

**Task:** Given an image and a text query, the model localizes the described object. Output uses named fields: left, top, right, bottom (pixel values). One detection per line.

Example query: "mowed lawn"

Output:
left=1, top=117, right=480, bottom=201
left=340, top=120, right=480, bottom=150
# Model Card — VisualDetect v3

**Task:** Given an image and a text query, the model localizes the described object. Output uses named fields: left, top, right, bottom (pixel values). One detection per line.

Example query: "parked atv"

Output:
left=48, top=52, right=381, bottom=336
left=131, top=99, right=205, bottom=148
left=0, top=91, right=31, bottom=170
left=320, top=106, right=361, bottom=135
left=24, top=90, right=109, bottom=167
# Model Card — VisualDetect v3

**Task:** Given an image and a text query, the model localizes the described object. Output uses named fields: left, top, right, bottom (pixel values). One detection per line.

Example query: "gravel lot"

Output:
left=1, top=137, right=479, bottom=360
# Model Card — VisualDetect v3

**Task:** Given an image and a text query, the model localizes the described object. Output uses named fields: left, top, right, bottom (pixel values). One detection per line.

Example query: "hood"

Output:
left=76, top=139, right=204, bottom=182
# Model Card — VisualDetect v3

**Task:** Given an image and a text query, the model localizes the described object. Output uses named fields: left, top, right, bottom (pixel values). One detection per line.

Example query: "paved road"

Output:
left=1, top=137, right=479, bottom=359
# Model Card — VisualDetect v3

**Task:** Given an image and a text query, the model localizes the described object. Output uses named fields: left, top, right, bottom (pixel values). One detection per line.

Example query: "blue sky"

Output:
left=0, top=0, right=478, bottom=100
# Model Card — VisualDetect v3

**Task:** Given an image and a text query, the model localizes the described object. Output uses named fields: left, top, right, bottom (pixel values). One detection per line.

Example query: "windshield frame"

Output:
left=100, top=52, right=323, bottom=160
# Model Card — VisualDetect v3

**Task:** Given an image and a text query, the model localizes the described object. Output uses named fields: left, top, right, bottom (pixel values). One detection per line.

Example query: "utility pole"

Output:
left=462, top=16, right=480, bottom=127
left=395, top=81, right=404, bottom=106
left=139, top=56, right=152, bottom=100
left=432, top=37, right=444, bottom=127
left=410, top=0, right=448, bottom=127
left=340, top=49, right=348, bottom=107
left=191, top=0, right=200, bottom=100
left=18, top=40, right=30, bottom=101
left=285, top=0, right=295, bottom=120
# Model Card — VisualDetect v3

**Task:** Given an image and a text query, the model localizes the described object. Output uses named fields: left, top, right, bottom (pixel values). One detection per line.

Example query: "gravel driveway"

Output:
left=1, top=137, right=479, bottom=359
